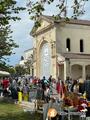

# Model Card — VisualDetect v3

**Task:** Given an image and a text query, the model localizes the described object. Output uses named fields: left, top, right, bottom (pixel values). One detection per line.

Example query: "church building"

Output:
left=31, top=15, right=90, bottom=81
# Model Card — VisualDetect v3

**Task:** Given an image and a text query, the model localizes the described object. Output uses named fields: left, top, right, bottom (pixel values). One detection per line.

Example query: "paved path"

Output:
left=19, top=101, right=36, bottom=112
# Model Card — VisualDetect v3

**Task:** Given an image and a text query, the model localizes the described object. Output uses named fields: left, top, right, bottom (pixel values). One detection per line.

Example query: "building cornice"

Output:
left=31, top=23, right=55, bottom=37
left=31, top=15, right=90, bottom=37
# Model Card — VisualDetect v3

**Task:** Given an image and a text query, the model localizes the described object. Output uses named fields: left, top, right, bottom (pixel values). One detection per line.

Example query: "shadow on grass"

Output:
left=0, top=111, right=43, bottom=120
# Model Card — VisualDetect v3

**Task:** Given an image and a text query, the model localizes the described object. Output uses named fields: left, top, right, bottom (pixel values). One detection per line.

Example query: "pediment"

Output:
left=31, top=15, right=54, bottom=36
left=36, top=20, right=51, bottom=32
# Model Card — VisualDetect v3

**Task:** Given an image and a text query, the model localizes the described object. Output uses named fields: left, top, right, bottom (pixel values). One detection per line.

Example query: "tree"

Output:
left=24, top=55, right=34, bottom=75
left=0, top=0, right=25, bottom=63
left=27, top=0, right=89, bottom=27
left=8, top=66, right=16, bottom=76
left=0, top=61, right=9, bottom=71
left=15, top=65, right=26, bottom=76
left=0, top=61, right=16, bottom=75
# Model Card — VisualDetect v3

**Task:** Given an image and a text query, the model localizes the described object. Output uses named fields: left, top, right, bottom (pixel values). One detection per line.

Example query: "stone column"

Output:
left=58, top=65, right=60, bottom=78
left=64, top=61, right=67, bottom=81
left=64, top=59, right=71, bottom=81
left=82, top=65, right=86, bottom=81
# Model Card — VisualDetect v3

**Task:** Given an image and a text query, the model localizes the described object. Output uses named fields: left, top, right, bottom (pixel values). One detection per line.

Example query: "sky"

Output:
left=7, top=0, right=34, bottom=66
left=6, top=0, right=90, bottom=66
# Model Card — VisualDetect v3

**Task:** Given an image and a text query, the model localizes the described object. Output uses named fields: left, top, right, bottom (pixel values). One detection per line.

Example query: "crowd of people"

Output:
left=0, top=75, right=90, bottom=120
left=0, top=75, right=90, bottom=104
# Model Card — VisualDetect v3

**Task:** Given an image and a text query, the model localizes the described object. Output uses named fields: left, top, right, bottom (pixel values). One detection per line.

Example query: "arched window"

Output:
left=80, top=39, right=84, bottom=52
left=66, top=38, right=70, bottom=51
left=40, top=43, right=51, bottom=79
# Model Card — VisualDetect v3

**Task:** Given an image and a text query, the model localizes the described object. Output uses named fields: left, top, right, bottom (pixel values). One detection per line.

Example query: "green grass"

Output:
left=0, top=102, right=42, bottom=120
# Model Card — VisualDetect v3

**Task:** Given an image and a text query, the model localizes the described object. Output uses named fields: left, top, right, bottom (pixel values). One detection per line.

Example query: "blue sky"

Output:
left=7, top=0, right=34, bottom=66
left=7, top=0, right=90, bottom=66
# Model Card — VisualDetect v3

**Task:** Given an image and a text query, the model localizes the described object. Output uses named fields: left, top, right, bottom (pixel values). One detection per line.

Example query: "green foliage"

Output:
left=27, top=0, right=89, bottom=26
left=24, top=55, right=33, bottom=75
left=15, top=65, right=26, bottom=76
left=0, top=25, right=19, bottom=60
left=0, top=0, right=25, bottom=63
left=0, top=61, right=9, bottom=71
left=0, top=0, right=25, bottom=25
left=8, top=66, right=16, bottom=75
left=0, top=61, right=16, bottom=76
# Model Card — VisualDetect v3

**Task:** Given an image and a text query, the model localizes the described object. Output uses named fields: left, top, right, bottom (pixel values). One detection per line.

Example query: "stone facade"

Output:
left=31, top=15, right=90, bottom=81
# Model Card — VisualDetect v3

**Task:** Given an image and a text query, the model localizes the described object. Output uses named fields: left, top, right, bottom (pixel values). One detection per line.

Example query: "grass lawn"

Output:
left=0, top=102, right=42, bottom=120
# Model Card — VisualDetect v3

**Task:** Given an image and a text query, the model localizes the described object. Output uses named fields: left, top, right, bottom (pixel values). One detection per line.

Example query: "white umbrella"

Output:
left=0, top=71, right=10, bottom=76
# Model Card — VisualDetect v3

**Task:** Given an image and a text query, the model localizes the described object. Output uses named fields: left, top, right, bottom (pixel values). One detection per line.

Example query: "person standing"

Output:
left=2, top=77, right=10, bottom=97
left=23, top=84, right=29, bottom=101
left=48, top=75, right=52, bottom=83
left=41, top=76, right=48, bottom=100
left=44, top=86, right=50, bottom=103
left=41, top=76, right=46, bottom=90
left=0, top=80, right=3, bottom=97
left=56, top=77, right=63, bottom=100
left=71, top=80, right=79, bottom=93
left=84, top=77, right=90, bottom=101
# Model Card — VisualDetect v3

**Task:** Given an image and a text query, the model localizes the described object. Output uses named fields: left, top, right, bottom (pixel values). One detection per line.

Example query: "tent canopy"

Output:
left=0, top=71, right=10, bottom=76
